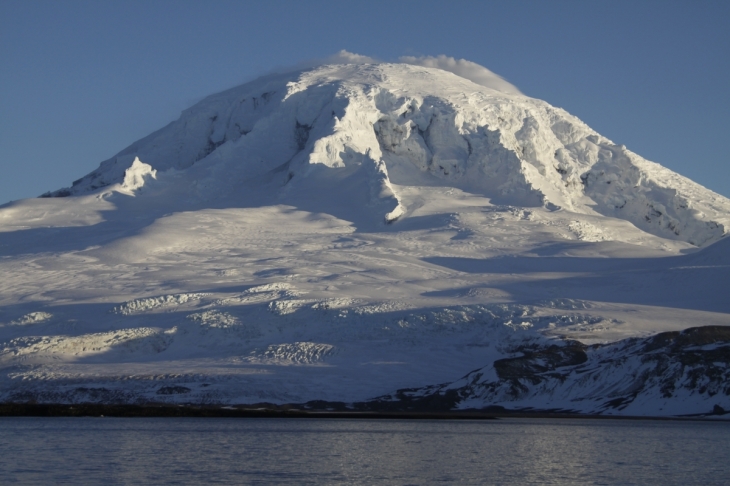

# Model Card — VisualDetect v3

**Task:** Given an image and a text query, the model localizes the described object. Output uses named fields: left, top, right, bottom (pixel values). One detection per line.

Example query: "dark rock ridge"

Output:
left=361, top=326, right=730, bottom=416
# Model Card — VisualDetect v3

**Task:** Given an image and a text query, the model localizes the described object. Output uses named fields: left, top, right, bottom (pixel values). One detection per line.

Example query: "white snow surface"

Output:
left=1, top=61, right=729, bottom=415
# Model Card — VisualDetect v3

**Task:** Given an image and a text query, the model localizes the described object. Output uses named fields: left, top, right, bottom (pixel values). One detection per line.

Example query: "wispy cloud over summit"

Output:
left=272, top=51, right=521, bottom=95
left=399, top=55, right=521, bottom=95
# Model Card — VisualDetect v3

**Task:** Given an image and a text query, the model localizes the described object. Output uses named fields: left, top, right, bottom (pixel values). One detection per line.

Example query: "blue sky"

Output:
left=1, top=0, right=729, bottom=202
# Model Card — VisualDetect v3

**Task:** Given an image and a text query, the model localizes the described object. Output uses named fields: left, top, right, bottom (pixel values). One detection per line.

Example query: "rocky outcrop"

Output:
left=366, top=326, right=730, bottom=416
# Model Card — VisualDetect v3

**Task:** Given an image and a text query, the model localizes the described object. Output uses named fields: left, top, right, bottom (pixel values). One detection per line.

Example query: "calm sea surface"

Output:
left=0, top=417, right=728, bottom=485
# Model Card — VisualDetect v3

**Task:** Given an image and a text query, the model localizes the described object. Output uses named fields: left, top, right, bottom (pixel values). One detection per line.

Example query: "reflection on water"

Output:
left=0, top=417, right=728, bottom=485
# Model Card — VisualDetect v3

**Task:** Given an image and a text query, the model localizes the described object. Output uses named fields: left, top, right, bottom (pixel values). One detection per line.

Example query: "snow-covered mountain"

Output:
left=2, top=58, right=729, bottom=416
left=48, top=62, right=729, bottom=246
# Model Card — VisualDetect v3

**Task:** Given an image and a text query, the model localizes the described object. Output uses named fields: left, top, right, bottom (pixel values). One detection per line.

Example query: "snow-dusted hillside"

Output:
left=1, top=59, right=729, bottom=416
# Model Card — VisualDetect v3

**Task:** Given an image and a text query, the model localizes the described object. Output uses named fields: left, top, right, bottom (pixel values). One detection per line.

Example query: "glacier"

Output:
left=1, top=59, right=729, bottom=416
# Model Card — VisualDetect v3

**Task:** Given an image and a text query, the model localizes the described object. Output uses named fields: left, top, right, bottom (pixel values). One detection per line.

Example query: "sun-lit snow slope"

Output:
left=1, top=187, right=729, bottom=413
left=51, top=63, right=729, bottom=246
left=1, top=61, right=729, bottom=415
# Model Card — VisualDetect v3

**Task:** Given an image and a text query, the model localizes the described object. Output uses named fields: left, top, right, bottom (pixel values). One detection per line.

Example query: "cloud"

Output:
left=272, top=50, right=378, bottom=74
left=267, top=51, right=521, bottom=96
left=321, top=50, right=379, bottom=65
left=399, top=55, right=522, bottom=95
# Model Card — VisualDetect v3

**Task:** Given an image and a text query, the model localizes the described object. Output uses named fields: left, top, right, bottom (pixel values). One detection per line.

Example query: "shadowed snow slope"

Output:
left=1, top=61, right=728, bottom=416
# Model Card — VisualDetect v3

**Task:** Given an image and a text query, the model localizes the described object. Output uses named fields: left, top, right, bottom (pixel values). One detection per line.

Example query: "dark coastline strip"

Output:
left=0, top=403, right=497, bottom=420
left=0, top=403, right=728, bottom=421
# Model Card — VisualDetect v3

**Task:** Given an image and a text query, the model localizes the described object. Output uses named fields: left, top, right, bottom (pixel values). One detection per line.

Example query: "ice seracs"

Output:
left=120, top=157, right=156, bottom=194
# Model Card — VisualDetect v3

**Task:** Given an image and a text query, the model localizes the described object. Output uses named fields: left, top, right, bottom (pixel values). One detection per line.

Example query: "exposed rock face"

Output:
left=366, top=326, right=730, bottom=416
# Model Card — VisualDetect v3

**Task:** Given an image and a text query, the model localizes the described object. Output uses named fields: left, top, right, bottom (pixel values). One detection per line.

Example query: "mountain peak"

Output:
left=4, top=57, right=729, bottom=415
left=46, top=60, right=729, bottom=246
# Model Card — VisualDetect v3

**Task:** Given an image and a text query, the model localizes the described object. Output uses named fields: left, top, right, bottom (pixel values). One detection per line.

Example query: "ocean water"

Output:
left=0, top=417, right=728, bottom=485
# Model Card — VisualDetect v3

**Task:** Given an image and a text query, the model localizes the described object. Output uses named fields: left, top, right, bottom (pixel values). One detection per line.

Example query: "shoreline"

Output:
left=0, top=403, right=727, bottom=421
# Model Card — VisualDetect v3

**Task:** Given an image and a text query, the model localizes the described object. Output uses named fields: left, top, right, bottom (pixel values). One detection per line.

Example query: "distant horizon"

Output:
left=2, top=0, right=729, bottom=202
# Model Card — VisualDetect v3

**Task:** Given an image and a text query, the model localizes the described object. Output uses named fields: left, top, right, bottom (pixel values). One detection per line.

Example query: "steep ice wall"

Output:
left=368, top=85, right=729, bottom=245
left=46, top=62, right=729, bottom=245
